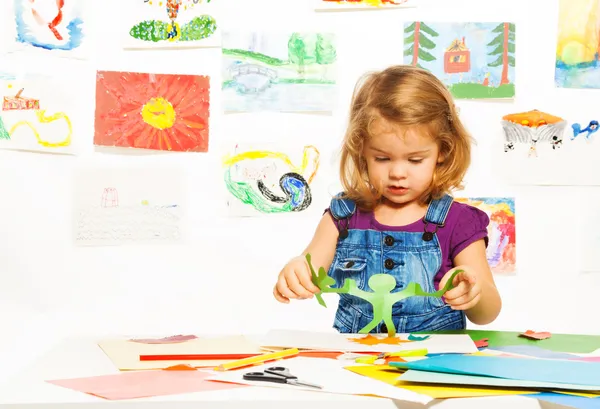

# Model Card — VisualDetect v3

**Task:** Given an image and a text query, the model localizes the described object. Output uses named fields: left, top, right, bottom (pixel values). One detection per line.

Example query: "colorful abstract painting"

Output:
left=123, top=0, right=219, bottom=49
left=555, top=0, right=600, bottom=88
left=94, top=71, right=210, bottom=153
left=455, top=197, right=516, bottom=275
left=0, top=73, right=77, bottom=154
left=403, top=22, right=515, bottom=99
left=222, top=31, right=337, bottom=113
left=9, top=0, right=88, bottom=58
left=222, top=143, right=321, bottom=217
left=315, top=0, right=414, bottom=11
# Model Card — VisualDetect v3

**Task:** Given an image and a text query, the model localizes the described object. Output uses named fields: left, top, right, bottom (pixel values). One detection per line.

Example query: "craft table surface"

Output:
left=0, top=335, right=563, bottom=409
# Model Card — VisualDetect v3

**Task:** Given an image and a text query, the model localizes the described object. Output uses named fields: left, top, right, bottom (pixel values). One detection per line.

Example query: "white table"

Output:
left=0, top=336, right=564, bottom=409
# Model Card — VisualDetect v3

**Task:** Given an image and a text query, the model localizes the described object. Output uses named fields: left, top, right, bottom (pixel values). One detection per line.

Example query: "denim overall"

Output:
left=328, top=193, right=466, bottom=334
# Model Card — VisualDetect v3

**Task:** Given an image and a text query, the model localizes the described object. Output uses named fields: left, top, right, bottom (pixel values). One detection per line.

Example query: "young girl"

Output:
left=273, top=65, right=502, bottom=334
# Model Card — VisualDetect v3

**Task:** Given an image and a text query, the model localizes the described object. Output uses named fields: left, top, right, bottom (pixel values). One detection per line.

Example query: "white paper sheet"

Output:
left=0, top=72, right=81, bottom=155
left=260, top=329, right=478, bottom=354
left=73, top=166, right=185, bottom=246
left=206, top=357, right=433, bottom=404
left=121, top=0, right=221, bottom=49
left=6, top=0, right=91, bottom=59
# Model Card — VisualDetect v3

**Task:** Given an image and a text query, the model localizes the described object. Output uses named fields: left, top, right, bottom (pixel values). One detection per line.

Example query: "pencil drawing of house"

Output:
left=444, top=37, right=470, bottom=74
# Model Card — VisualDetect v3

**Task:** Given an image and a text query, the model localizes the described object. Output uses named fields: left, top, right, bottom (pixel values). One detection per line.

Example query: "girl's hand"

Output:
left=440, top=266, right=481, bottom=311
left=273, top=256, right=321, bottom=303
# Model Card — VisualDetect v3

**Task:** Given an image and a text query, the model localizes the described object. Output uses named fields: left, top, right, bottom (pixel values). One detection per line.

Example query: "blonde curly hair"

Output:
left=339, top=65, right=473, bottom=210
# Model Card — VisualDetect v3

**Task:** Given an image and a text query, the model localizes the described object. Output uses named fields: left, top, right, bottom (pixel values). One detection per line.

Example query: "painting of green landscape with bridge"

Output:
left=222, top=32, right=337, bottom=113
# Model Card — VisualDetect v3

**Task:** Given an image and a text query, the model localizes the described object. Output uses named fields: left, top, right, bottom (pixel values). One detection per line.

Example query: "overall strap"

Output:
left=329, top=192, right=356, bottom=239
left=422, top=194, right=454, bottom=241
left=329, top=192, right=356, bottom=220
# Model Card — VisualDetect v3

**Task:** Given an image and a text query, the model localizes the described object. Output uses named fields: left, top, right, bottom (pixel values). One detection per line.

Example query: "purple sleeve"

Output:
left=449, top=204, right=490, bottom=260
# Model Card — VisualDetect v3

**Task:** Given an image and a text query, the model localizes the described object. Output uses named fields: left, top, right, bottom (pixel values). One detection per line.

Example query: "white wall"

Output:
left=1, top=0, right=599, bottom=366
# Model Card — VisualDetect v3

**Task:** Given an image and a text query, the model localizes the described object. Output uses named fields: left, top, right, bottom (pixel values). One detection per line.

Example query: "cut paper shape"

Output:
left=130, top=334, right=198, bottom=344
left=501, top=110, right=568, bottom=156
left=389, top=355, right=600, bottom=387
left=555, top=0, right=600, bottom=89
left=222, top=31, right=337, bottom=113
left=404, top=22, right=515, bottom=99
left=519, top=330, right=552, bottom=340
left=164, top=364, right=197, bottom=370
left=571, top=120, right=599, bottom=141
left=454, top=197, right=516, bottom=275
left=222, top=144, right=321, bottom=216
left=94, top=71, right=210, bottom=152
left=98, top=335, right=262, bottom=370
left=46, top=368, right=247, bottom=400
left=315, top=0, right=415, bottom=11
left=474, top=338, right=489, bottom=348
left=349, top=334, right=413, bottom=346
left=9, top=0, right=89, bottom=59
left=123, top=0, right=220, bottom=49
left=306, top=253, right=460, bottom=337
left=408, top=334, right=431, bottom=341
left=345, top=365, right=539, bottom=399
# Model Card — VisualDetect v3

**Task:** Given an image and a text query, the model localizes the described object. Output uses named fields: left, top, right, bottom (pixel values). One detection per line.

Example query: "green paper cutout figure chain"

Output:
left=305, top=253, right=460, bottom=337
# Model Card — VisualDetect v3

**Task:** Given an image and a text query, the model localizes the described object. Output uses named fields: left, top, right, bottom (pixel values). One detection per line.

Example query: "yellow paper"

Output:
left=345, top=365, right=540, bottom=399
left=98, top=335, right=262, bottom=370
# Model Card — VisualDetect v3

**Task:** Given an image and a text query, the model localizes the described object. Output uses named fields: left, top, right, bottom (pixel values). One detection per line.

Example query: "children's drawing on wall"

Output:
left=404, top=22, right=515, bottom=99
left=501, top=110, right=568, bottom=157
left=222, top=144, right=321, bottom=217
left=455, top=197, right=516, bottom=275
left=315, top=0, right=414, bottom=11
left=8, top=0, right=88, bottom=58
left=571, top=120, right=599, bottom=141
left=222, top=31, right=337, bottom=113
left=555, top=0, right=600, bottom=88
left=74, top=167, right=185, bottom=246
left=123, top=0, right=219, bottom=49
left=94, top=71, right=210, bottom=153
left=0, top=75, right=76, bottom=154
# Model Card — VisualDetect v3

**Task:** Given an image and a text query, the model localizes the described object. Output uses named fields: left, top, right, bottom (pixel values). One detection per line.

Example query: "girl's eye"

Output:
left=409, top=159, right=423, bottom=164
left=374, top=157, right=389, bottom=162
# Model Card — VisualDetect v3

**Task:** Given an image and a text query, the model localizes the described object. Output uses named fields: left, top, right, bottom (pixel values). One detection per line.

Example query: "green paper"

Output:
left=306, top=253, right=459, bottom=337
left=412, top=329, right=600, bottom=354
left=408, top=334, right=431, bottom=341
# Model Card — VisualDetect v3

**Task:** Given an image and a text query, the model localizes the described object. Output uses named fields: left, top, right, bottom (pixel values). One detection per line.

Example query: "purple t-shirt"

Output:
left=326, top=201, right=490, bottom=290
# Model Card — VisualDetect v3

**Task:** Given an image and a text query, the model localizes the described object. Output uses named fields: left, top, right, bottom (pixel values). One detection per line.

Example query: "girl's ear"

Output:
left=436, top=151, right=445, bottom=164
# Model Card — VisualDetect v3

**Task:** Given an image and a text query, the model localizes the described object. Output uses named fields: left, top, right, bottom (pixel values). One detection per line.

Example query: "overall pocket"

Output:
left=329, top=257, right=367, bottom=290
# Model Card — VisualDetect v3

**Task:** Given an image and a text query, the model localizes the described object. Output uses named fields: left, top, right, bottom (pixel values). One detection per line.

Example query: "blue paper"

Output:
left=534, top=392, right=600, bottom=409
left=389, top=355, right=600, bottom=387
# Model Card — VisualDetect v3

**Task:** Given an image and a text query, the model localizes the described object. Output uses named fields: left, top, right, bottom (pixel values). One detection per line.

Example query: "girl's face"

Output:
left=363, top=122, right=441, bottom=206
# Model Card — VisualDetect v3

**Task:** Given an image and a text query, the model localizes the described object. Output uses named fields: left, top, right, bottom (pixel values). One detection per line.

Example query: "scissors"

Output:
left=243, top=366, right=323, bottom=389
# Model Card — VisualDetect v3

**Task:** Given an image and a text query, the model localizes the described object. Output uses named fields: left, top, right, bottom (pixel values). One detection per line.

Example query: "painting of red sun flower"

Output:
left=94, top=71, right=210, bottom=152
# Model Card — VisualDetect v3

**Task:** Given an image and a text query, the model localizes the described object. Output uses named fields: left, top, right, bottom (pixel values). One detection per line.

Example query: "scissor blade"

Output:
left=288, top=379, right=323, bottom=389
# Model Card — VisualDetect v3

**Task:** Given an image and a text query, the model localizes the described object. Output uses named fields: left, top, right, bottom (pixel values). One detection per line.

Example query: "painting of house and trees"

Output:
left=403, top=22, right=516, bottom=99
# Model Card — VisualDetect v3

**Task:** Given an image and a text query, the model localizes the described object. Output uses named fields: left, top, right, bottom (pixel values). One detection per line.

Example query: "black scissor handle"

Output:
left=243, top=372, right=287, bottom=383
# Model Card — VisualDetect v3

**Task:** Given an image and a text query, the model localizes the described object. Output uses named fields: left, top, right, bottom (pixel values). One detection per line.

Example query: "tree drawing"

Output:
left=487, top=23, right=515, bottom=85
left=288, top=33, right=307, bottom=75
left=315, top=33, right=336, bottom=78
left=404, top=22, right=439, bottom=69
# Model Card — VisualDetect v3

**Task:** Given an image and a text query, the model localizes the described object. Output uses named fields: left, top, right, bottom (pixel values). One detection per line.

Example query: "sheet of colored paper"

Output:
left=399, top=369, right=600, bottom=393
left=206, top=357, right=433, bottom=404
left=488, top=345, right=578, bottom=360
left=98, top=335, right=262, bottom=370
left=389, top=355, right=600, bottom=387
left=534, top=392, right=600, bottom=409
left=344, top=365, right=539, bottom=399
left=418, top=329, right=600, bottom=353
left=47, top=369, right=247, bottom=400
left=260, top=329, right=477, bottom=354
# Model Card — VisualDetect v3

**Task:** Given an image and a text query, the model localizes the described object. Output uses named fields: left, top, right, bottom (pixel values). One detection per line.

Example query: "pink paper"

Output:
left=129, top=334, right=198, bottom=344
left=570, top=356, right=600, bottom=362
left=47, top=369, right=246, bottom=400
